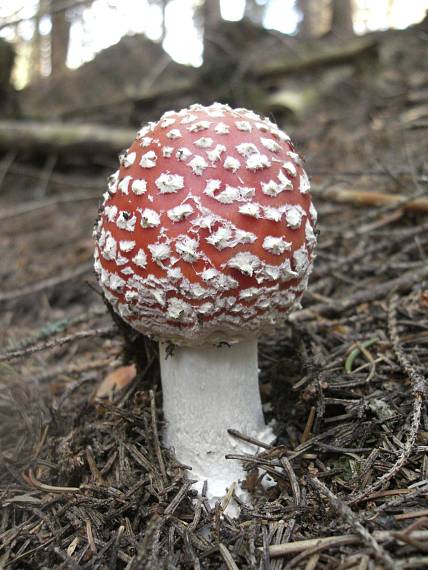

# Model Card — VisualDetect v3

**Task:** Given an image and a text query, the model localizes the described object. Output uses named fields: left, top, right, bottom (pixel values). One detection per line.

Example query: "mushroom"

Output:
left=94, top=103, right=317, bottom=504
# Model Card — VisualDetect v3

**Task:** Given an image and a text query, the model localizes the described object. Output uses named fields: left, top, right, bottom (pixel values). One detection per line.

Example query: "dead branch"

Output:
left=60, top=80, right=194, bottom=120
left=4, top=161, right=106, bottom=189
left=290, top=264, right=428, bottom=321
left=219, top=543, right=240, bottom=570
left=323, top=187, right=428, bottom=214
left=281, top=456, right=301, bottom=506
left=149, top=389, right=167, bottom=483
left=267, top=530, right=428, bottom=558
left=227, top=428, right=273, bottom=450
left=0, top=325, right=115, bottom=362
left=309, top=477, right=395, bottom=569
left=0, top=191, right=100, bottom=223
left=347, top=295, right=426, bottom=505
left=0, top=262, right=91, bottom=303
left=0, top=120, right=135, bottom=155
left=24, top=468, right=80, bottom=494
left=163, top=480, right=193, bottom=515
left=256, top=38, right=378, bottom=79
left=7, top=305, right=106, bottom=352
left=388, top=294, right=427, bottom=395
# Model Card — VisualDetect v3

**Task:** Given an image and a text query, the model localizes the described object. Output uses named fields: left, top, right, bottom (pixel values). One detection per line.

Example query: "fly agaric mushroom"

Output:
left=94, top=103, right=317, bottom=502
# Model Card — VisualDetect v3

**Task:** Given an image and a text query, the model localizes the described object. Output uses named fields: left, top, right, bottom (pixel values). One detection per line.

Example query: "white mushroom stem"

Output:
left=159, top=338, right=274, bottom=505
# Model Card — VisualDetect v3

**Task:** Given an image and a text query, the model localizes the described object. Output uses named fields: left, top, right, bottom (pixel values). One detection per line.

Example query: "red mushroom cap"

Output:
left=94, top=103, right=317, bottom=345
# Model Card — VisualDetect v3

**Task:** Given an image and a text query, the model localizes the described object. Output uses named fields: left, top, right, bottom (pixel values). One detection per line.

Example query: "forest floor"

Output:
left=0, top=20, right=428, bottom=570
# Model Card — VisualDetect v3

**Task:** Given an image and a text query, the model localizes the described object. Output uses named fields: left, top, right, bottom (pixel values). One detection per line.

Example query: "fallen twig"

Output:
left=149, top=390, right=168, bottom=482
left=0, top=325, right=116, bottom=362
left=0, top=262, right=92, bottom=303
left=281, top=456, right=301, bottom=507
left=348, top=295, right=426, bottom=504
left=219, top=543, right=240, bottom=570
left=227, top=428, right=273, bottom=450
left=163, top=480, right=193, bottom=515
left=267, top=530, right=428, bottom=558
left=23, top=468, right=80, bottom=494
left=0, top=191, right=100, bottom=223
left=309, top=477, right=396, bottom=569
left=290, top=264, right=428, bottom=321
left=6, top=305, right=106, bottom=352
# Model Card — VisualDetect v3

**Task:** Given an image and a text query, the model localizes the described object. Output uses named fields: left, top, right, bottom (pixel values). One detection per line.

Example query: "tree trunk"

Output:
left=201, top=0, right=222, bottom=64
left=0, top=39, right=17, bottom=118
left=159, top=0, right=168, bottom=42
left=244, top=0, right=265, bottom=26
left=203, top=0, right=222, bottom=32
left=29, top=0, right=50, bottom=82
left=50, top=0, right=71, bottom=77
left=298, top=0, right=318, bottom=38
left=30, top=16, right=42, bottom=82
left=330, top=0, right=354, bottom=38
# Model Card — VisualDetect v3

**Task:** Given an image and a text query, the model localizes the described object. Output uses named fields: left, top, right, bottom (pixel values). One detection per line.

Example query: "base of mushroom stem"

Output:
left=159, top=338, right=276, bottom=516
left=189, top=422, right=276, bottom=515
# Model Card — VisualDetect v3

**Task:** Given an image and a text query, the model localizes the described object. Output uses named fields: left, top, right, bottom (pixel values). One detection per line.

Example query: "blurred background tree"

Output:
left=50, top=0, right=72, bottom=77
left=298, top=0, right=326, bottom=38
left=331, top=0, right=354, bottom=38
left=244, top=0, right=268, bottom=25
left=297, top=0, right=355, bottom=38
left=0, top=0, right=427, bottom=89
